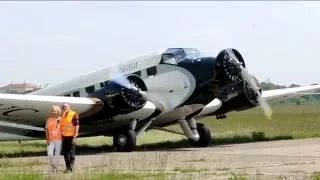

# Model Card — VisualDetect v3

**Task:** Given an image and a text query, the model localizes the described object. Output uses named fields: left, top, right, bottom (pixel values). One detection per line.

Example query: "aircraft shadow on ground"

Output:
left=0, top=132, right=293, bottom=158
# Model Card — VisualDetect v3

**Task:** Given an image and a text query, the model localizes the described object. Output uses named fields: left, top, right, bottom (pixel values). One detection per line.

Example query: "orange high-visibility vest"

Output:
left=46, top=118, right=62, bottom=142
left=60, top=111, right=78, bottom=137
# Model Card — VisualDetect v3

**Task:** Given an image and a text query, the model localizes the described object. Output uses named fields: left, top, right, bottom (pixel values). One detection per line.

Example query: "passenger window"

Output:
left=73, top=91, right=80, bottom=97
left=85, top=85, right=95, bottom=94
left=147, top=66, right=157, bottom=76
left=133, top=71, right=141, bottom=77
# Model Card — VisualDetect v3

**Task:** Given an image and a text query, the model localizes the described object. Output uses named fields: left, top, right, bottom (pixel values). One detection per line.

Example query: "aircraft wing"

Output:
left=0, top=93, right=163, bottom=140
left=262, top=84, right=320, bottom=101
left=0, top=93, right=104, bottom=126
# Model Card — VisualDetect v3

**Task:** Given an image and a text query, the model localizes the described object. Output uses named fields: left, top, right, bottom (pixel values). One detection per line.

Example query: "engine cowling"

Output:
left=89, top=75, right=147, bottom=117
left=214, top=74, right=262, bottom=114
left=216, top=48, right=246, bottom=84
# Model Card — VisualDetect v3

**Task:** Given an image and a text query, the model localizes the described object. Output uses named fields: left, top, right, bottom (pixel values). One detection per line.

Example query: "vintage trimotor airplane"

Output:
left=0, top=48, right=319, bottom=152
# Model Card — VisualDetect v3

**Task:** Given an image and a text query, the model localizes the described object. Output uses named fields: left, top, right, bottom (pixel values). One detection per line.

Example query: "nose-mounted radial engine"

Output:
left=216, top=48, right=246, bottom=83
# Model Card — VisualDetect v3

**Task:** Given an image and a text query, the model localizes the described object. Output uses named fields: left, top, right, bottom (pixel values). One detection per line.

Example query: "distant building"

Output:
left=0, top=81, right=41, bottom=94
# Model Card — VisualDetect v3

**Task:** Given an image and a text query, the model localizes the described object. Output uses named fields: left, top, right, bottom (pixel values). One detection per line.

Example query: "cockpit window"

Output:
left=175, top=52, right=186, bottom=61
left=162, top=54, right=177, bottom=65
left=161, top=48, right=202, bottom=65
left=184, top=48, right=201, bottom=60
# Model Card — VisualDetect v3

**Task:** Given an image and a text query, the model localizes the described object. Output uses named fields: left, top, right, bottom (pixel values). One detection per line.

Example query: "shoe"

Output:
left=49, top=166, right=56, bottom=175
left=63, top=169, right=72, bottom=174
left=53, top=167, right=58, bottom=174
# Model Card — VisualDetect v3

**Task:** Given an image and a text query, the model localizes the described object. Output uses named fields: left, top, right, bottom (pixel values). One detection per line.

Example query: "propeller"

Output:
left=226, top=49, right=273, bottom=119
left=109, top=70, right=148, bottom=98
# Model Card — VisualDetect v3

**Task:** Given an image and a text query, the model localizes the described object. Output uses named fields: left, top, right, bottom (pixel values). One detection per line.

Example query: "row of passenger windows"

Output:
left=63, top=82, right=106, bottom=97
left=62, top=68, right=157, bottom=97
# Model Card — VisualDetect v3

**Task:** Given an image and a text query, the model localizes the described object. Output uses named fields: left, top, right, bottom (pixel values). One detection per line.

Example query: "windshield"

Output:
left=184, top=48, right=201, bottom=60
left=161, top=48, right=202, bottom=64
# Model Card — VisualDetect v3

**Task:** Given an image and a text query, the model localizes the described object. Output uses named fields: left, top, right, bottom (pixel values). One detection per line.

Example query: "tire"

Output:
left=189, top=123, right=212, bottom=147
left=113, top=130, right=137, bottom=152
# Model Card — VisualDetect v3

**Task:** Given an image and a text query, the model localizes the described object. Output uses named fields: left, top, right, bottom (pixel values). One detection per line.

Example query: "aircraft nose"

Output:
left=178, top=57, right=216, bottom=85
left=202, top=57, right=216, bottom=79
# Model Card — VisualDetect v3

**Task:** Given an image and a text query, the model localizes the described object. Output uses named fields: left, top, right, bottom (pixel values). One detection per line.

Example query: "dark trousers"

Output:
left=62, top=136, right=76, bottom=170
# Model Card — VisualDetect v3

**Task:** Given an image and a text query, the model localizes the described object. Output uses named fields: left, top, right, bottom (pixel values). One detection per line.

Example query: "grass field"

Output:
left=1, top=104, right=320, bottom=157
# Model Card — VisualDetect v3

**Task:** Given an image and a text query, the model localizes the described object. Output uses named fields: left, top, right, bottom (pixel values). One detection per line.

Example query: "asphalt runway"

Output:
left=8, top=138, right=320, bottom=179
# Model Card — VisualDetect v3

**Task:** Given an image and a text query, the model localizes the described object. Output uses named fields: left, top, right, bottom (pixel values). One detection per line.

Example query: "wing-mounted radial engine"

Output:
left=212, top=48, right=269, bottom=116
left=89, top=74, right=148, bottom=117
left=215, top=74, right=262, bottom=114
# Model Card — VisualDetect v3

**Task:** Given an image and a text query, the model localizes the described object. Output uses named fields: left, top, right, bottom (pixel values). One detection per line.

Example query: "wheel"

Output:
left=189, top=123, right=212, bottom=147
left=113, top=130, right=137, bottom=152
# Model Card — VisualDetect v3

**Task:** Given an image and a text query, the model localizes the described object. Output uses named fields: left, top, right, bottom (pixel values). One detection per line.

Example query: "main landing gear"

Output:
left=189, top=123, right=212, bottom=147
left=113, top=117, right=213, bottom=152
left=153, top=117, right=212, bottom=147
left=177, top=117, right=212, bottom=147
left=113, top=130, right=136, bottom=152
left=113, top=118, right=153, bottom=152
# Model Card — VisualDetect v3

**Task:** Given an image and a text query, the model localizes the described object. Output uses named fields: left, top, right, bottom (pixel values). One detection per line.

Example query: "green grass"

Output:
left=0, top=170, right=189, bottom=180
left=228, top=172, right=248, bottom=180
left=1, top=104, right=320, bottom=157
left=0, top=141, right=46, bottom=158
left=0, top=173, right=43, bottom=180
left=0, top=170, right=274, bottom=180
left=312, top=172, right=320, bottom=180
left=202, top=104, right=320, bottom=140
left=0, top=172, right=148, bottom=180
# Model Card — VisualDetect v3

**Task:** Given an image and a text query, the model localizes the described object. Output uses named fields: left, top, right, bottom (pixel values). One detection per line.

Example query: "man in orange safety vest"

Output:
left=60, top=103, right=79, bottom=173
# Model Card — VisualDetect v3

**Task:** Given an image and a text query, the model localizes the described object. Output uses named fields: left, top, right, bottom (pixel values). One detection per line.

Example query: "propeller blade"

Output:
left=241, top=67, right=273, bottom=119
left=256, top=94, right=273, bottom=119
left=108, top=65, right=131, bottom=89
left=226, top=49, right=242, bottom=66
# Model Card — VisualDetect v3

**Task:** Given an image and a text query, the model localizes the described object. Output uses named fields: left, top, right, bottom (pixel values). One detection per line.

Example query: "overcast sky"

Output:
left=0, top=1, right=319, bottom=87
